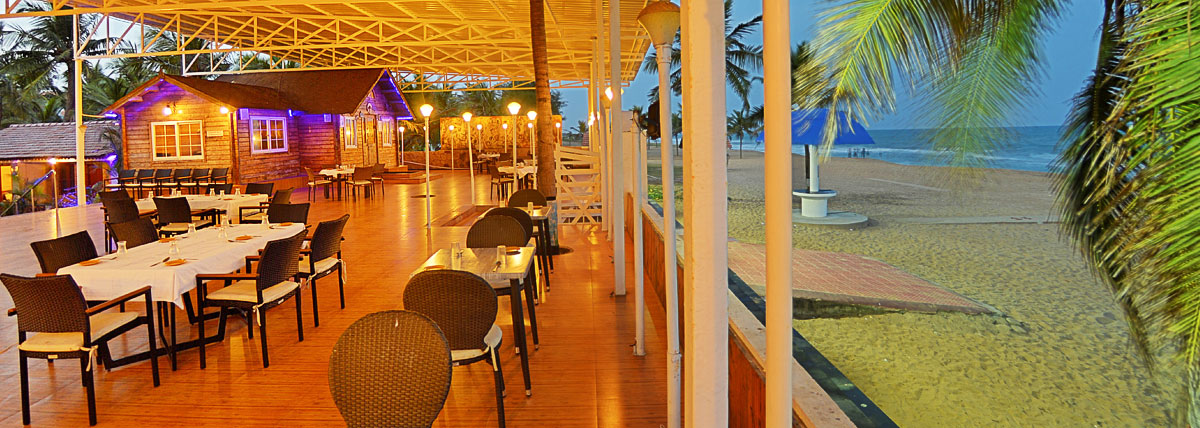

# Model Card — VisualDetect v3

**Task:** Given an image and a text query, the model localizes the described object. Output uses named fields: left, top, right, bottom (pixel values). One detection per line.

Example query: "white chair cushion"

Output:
left=351, top=180, right=372, bottom=186
left=18, top=312, right=139, bottom=353
left=299, top=256, right=339, bottom=275
left=160, top=223, right=191, bottom=232
left=451, top=324, right=502, bottom=362
left=206, top=280, right=299, bottom=303
left=308, top=180, right=331, bottom=185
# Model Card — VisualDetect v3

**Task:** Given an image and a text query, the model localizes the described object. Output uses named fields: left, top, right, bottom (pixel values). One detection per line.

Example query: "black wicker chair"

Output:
left=132, top=169, right=155, bottom=197
left=152, top=197, right=213, bottom=236
left=241, top=188, right=294, bottom=222
left=99, top=193, right=139, bottom=251
left=304, top=167, right=332, bottom=201
left=487, top=163, right=514, bottom=201
left=507, top=189, right=547, bottom=208
left=108, top=218, right=159, bottom=249
left=180, top=168, right=208, bottom=194
left=466, top=215, right=539, bottom=349
left=370, top=163, right=386, bottom=196
left=244, top=182, right=274, bottom=195
left=328, top=310, right=452, bottom=428
left=297, top=214, right=348, bottom=326
left=205, top=183, right=234, bottom=195
left=405, top=270, right=507, bottom=427
left=506, top=189, right=554, bottom=271
left=151, top=169, right=173, bottom=193
left=197, top=230, right=307, bottom=368
left=348, top=167, right=374, bottom=199
left=30, top=230, right=98, bottom=274
left=266, top=202, right=310, bottom=224
left=98, top=189, right=131, bottom=201
left=209, top=167, right=230, bottom=184
left=161, top=168, right=190, bottom=193
left=1, top=274, right=159, bottom=426
left=106, top=169, right=136, bottom=192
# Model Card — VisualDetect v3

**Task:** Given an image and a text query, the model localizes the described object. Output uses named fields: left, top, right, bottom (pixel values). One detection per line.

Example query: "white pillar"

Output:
left=763, top=0, right=793, bottom=426
left=634, top=125, right=646, bottom=356
left=681, top=0, right=728, bottom=425
left=73, top=15, right=86, bottom=206
left=656, top=42, right=682, bottom=428
left=610, top=0, right=626, bottom=296
left=467, top=121, right=476, bottom=206
left=424, top=117, right=433, bottom=228
left=808, top=145, right=819, bottom=192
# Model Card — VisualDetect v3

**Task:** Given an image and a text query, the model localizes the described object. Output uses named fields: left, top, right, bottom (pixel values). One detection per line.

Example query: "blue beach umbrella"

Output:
left=756, top=109, right=874, bottom=217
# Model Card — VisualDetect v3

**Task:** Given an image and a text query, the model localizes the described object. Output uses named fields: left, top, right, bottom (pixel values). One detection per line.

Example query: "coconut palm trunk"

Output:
left=529, top=0, right=555, bottom=195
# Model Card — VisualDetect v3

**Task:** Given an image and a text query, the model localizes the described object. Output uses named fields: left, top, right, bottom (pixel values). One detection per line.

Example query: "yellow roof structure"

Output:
left=1, top=0, right=651, bottom=89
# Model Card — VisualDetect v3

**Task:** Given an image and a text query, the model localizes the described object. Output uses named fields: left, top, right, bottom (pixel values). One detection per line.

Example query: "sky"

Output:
left=557, top=1, right=1104, bottom=131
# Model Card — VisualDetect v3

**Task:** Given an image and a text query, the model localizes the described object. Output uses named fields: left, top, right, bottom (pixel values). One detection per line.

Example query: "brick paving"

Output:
left=727, top=241, right=992, bottom=314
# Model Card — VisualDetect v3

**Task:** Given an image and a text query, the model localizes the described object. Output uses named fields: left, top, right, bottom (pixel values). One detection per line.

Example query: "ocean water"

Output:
left=774, top=125, right=1064, bottom=173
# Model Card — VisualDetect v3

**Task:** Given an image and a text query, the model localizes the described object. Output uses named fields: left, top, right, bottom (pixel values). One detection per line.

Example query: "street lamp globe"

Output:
left=527, top=111, right=537, bottom=121
left=507, top=102, right=521, bottom=116
left=462, top=112, right=473, bottom=122
left=419, top=104, right=434, bottom=118
left=637, top=1, right=681, bottom=47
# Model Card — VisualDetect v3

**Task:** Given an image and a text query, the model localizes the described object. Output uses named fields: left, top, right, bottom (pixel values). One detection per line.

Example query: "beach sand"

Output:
left=656, top=149, right=1175, bottom=426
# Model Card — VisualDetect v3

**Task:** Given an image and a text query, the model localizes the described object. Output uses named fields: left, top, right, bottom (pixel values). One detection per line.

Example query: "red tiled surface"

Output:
left=727, top=241, right=990, bottom=314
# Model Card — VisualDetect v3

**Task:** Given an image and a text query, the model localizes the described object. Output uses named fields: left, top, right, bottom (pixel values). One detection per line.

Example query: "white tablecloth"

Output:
left=136, top=194, right=267, bottom=222
left=60, top=223, right=306, bottom=307
left=318, top=168, right=354, bottom=177
left=499, top=165, right=537, bottom=178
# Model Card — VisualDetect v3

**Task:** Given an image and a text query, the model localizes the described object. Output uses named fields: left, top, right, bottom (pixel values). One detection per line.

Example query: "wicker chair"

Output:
left=98, top=189, right=131, bottom=201
left=505, top=189, right=554, bottom=271
left=328, top=310, right=452, bottom=428
left=153, top=197, right=214, bottom=236
left=132, top=169, right=156, bottom=197
left=161, top=168, right=190, bottom=193
left=466, top=215, right=539, bottom=348
left=209, top=168, right=230, bottom=184
left=370, top=163, right=386, bottom=196
left=150, top=169, right=173, bottom=193
left=108, top=218, right=159, bottom=249
left=348, top=167, right=374, bottom=199
left=266, top=202, right=310, bottom=224
left=241, top=188, right=294, bottom=222
left=104, top=169, right=135, bottom=192
left=297, top=214, right=349, bottom=326
left=404, top=270, right=508, bottom=427
left=304, top=167, right=332, bottom=201
left=197, top=230, right=307, bottom=368
left=205, top=183, right=234, bottom=195
left=1, top=274, right=159, bottom=426
left=30, top=230, right=98, bottom=274
left=244, top=182, right=274, bottom=195
left=485, top=207, right=550, bottom=294
left=487, top=163, right=515, bottom=202
left=180, top=168, right=209, bottom=194
left=100, top=197, right=147, bottom=252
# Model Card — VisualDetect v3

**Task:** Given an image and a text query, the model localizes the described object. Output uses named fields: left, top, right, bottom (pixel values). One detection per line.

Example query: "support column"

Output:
left=73, top=15, right=86, bottom=206
left=610, top=0, right=626, bottom=296
left=596, top=0, right=610, bottom=237
left=656, top=41, right=682, bottom=428
left=681, top=0, right=728, bottom=426
left=634, top=124, right=645, bottom=356
left=762, top=0, right=793, bottom=426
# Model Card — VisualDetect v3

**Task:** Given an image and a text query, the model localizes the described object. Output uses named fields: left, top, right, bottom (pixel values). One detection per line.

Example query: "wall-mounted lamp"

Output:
left=219, top=106, right=230, bottom=115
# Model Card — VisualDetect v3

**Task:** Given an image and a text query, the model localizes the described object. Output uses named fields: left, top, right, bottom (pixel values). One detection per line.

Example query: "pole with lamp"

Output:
left=419, top=104, right=434, bottom=229
left=448, top=124, right=456, bottom=170
left=600, top=88, right=613, bottom=239
left=527, top=110, right=538, bottom=176
left=463, top=112, right=476, bottom=206
left=399, top=125, right=406, bottom=166
left=638, top=1, right=681, bottom=426
left=507, top=102, right=521, bottom=192
left=49, top=157, right=61, bottom=237
left=502, top=123, right=509, bottom=153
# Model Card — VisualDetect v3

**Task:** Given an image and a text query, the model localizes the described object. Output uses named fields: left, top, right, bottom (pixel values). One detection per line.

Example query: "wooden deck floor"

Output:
left=0, top=171, right=666, bottom=427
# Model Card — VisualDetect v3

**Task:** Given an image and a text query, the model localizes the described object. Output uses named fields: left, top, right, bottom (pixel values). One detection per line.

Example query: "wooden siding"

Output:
left=235, top=109, right=301, bottom=183
left=122, top=83, right=234, bottom=172
left=293, top=114, right=339, bottom=170
left=337, top=85, right=399, bottom=168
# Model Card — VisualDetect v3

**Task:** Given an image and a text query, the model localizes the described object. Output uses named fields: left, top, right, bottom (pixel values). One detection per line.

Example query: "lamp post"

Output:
left=502, top=123, right=509, bottom=153
left=448, top=124, right=456, bottom=170
left=399, top=125, right=406, bottom=166
left=419, top=104, right=434, bottom=228
left=600, top=88, right=613, bottom=238
left=637, top=1, right=681, bottom=426
left=507, top=102, right=521, bottom=192
left=527, top=111, right=539, bottom=175
left=463, top=112, right=476, bottom=206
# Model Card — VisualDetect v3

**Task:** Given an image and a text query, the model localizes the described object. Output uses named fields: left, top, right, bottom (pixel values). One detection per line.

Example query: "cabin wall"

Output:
left=122, top=85, right=234, bottom=173
left=336, top=84, right=399, bottom=168
left=294, top=114, right=339, bottom=170
left=234, top=108, right=302, bottom=184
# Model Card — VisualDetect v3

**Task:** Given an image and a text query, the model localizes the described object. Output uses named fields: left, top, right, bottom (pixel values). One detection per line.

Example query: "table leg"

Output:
left=509, top=278, right=532, bottom=396
left=197, top=279, right=206, bottom=369
left=168, top=303, right=178, bottom=371
left=523, top=273, right=540, bottom=348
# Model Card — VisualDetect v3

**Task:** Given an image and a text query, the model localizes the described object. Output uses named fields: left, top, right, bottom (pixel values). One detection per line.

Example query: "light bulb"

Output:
left=462, top=112, right=473, bottom=122
left=604, top=87, right=614, bottom=101
left=507, top=102, right=521, bottom=115
left=161, top=106, right=173, bottom=116
left=449, top=125, right=455, bottom=131
left=219, top=106, right=230, bottom=114
left=527, top=111, right=537, bottom=121
left=527, top=123, right=533, bottom=128
left=399, top=126, right=405, bottom=132
left=419, top=104, right=434, bottom=118
left=503, top=123, right=508, bottom=130
left=476, top=124, right=482, bottom=130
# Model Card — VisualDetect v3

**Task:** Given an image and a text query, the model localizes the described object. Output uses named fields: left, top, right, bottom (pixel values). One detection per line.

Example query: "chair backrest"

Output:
left=466, top=215, right=527, bottom=248
left=403, top=270, right=498, bottom=352
left=171, top=168, right=192, bottom=180
left=98, top=189, right=132, bottom=201
left=310, top=214, right=350, bottom=262
left=135, top=169, right=155, bottom=181
left=352, top=167, right=373, bottom=181
left=507, top=189, right=547, bottom=208
left=118, top=169, right=136, bottom=180
left=154, top=168, right=173, bottom=180
left=210, top=168, right=229, bottom=182
left=487, top=163, right=500, bottom=175
left=207, top=183, right=234, bottom=194
left=499, top=152, right=512, bottom=162
left=191, top=168, right=210, bottom=180
left=254, top=230, right=306, bottom=295
left=271, top=188, right=294, bottom=204
left=0, top=274, right=89, bottom=336
left=102, top=196, right=141, bottom=224
left=485, top=207, right=534, bottom=240
left=304, top=167, right=318, bottom=181
left=108, top=218, right=159, bottom=249
left=152, top=197, right=192, bottom=224
left=244, top=182, right=274, bottom=195
left=328, top=310, right=452, bottom=428
left=30, top=230, right=98, bottom=274
left=267, top=202, right=310, bottom=224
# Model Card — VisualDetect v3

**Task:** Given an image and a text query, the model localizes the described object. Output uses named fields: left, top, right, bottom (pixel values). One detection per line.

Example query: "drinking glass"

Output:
left=219, top=190, right=225, bottom=197
left=527, top=201, right=534, bottom=211
left=451, top=241, right=462, bottom=256
left=116, top=241, right=128, bottom=255
left=168, top=242, right=180, bottom=258
left=262, top=216, right=270, bottom=226
left=187, top=223, right=197, bottom=235
left=147, top=190, right=155, bottom=199
left=209, top=188, right=215, bottom=196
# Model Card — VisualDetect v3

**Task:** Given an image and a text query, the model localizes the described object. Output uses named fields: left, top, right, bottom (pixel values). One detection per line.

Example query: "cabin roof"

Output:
left=0, top=121, right=117, bottom=161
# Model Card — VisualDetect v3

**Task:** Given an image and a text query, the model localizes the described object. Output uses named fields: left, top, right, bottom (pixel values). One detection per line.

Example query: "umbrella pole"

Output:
left=804, top=145, right=811, bottom=186
left=807, top=144, right=819, bottom=192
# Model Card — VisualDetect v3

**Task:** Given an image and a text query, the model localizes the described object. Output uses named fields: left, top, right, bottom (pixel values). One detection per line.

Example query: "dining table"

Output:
left=413, top=246, right=539, bottom=396
left=135, top=194, right=268, bottom=223
left=317, top=167, right=355, bottom=199
left=60, top=223, right=306, bottom=369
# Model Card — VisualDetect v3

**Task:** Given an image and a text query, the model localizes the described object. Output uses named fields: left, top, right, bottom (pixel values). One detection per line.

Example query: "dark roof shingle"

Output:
left=215, top=69, right=410, bottom=116
left=0, top=121, right=118, bottom=160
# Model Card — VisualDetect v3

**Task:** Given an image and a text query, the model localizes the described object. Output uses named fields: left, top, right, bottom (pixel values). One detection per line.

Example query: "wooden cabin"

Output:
left=0, top=121, right=117, bottom=206
left=103, top=69, right=412, bottom=184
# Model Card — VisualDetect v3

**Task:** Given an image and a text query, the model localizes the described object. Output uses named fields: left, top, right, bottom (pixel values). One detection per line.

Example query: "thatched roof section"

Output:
left=0, top=121, right=117, bottom=161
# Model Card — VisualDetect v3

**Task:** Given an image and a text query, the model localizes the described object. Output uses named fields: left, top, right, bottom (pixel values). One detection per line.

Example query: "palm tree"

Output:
left=640, top=0, right=762, bottom=109
left=726, top=107, right=761, bottom=158
left=802, top=0, right=1199, bottom=422
left=0, top=3, right=112, bottom=120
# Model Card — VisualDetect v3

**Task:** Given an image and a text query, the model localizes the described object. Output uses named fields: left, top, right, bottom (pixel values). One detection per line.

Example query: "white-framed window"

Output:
left=151, top=120, right=204, bottom=160
left=250, top=117, right=288, bottom=153
left=342, top=116, right=358, bottom=148
left=380, top=119, right=393, bottom=147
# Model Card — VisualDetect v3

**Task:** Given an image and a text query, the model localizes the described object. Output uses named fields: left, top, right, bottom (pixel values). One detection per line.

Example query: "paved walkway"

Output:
left=727, top=241, right=993, bottom=314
